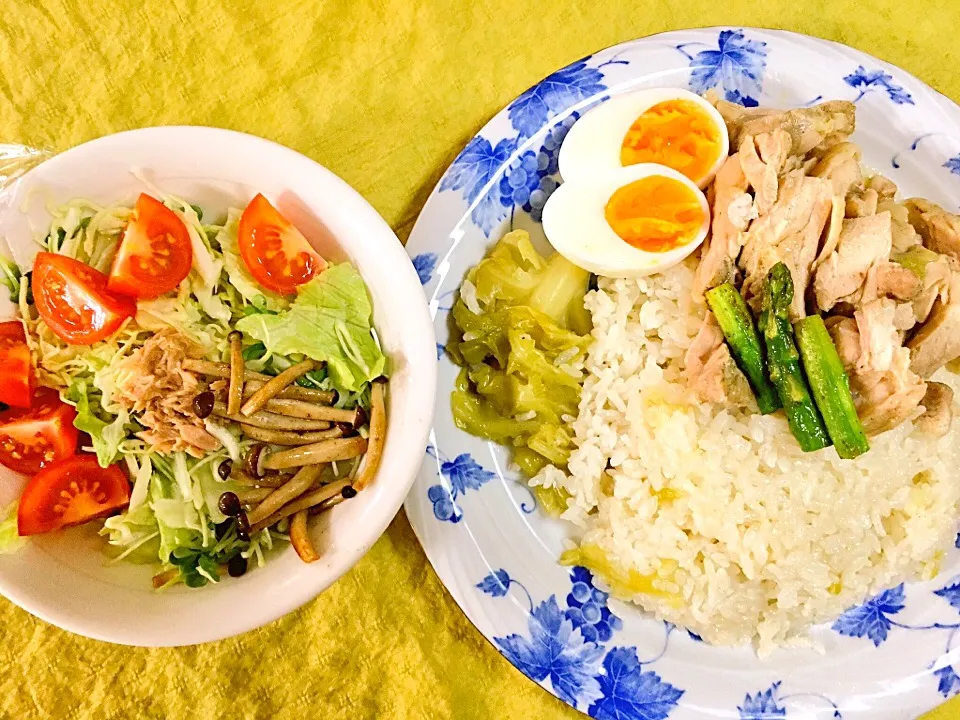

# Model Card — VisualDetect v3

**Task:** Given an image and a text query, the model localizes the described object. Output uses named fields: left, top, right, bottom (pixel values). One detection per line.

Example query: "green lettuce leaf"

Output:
left=235, top=263, right=385, bottom=393
left=65, top=379, right=129, bottom=468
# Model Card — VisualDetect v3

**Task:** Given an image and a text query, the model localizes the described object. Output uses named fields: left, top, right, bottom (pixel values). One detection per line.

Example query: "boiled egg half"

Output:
left=541, top=163, right=710, bottom=278
left=559, top=88, right=729, bottom=189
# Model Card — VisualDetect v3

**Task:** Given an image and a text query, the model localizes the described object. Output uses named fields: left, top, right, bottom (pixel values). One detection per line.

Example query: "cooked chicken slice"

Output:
left=112, top=329, right=221, bottom=457
left=905, top=198, right=960, bottom=259
left=813, top=212, right=892, bottom=311
left=826, top=316, right=862, bottom=370
left=866, top=175, right=898, bottom=201
left=876, top=199, right=921, bottom=253
left=902, top=251, right=954, bottom=324
left=908, top=271, right=960, bottom=377
left=813, top=195, right=846, bottom=271
left=684, top=313, right=757, bottom=410
left=846, top=187, right=879, bottom=218
left=739, top=171, right=832, bottom=318
left=915, top=381, right=954, bottom=438
left=855, top=299, right=901, bottom=374
left=810, top=142, right=862, bottom=198
left=739, top=131, right=790, bottom=214
left=717, top=100, right=856, bottom=157
left=852, top=348, right=927, bottom=435
left=872, top=261, right=921, bottom=301
left=828, top=310, right=926, bottom=435
left=893, top=302, right=918, bottom=332
left=693, top=154, right=753, bottom=299
left=685, top=311, right=726, bottom=375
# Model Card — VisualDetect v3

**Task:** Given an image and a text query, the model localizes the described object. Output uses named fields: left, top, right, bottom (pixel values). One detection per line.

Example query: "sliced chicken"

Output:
left=893, top=302, right=918, bottom=332
left=684, top=313, right=757, bottom=410
left=739, top=131, right=790, bottom=214
left=852, top=348, right=927, bottom=435
left=873, top=199, right=920, bottom=253
left=866, top=175, right=898, bottom=201
left=826, top=316, right=862, bottom=370
left=813, top=195, right=846, bottom=271
left=693, top=154, right=753, bottom=299
left=908, top=271, right=960, bottom=377
left=738, top=170, right=832, bottom=318
left=826, top=312, right=926, bottom=435
left=905, top=198, right=960, bottom=259
left=810, top=142, right=862, bottom=198
left=915, top=382, right=954, bottom=438
left=871, top=261, right=921, bottom=301
left=855, top=299, right=901, bottom=374
left=717, top=99, right=856, bottom=157
left=846, top=187, right=879, bottom=218
left=813, top=212, right=892, bottom=311
left=904, top=250, right=954, bottom=324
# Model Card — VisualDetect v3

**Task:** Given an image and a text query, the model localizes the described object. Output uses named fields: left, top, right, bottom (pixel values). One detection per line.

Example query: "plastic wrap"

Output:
left=0, top=143, right=51, bottom=321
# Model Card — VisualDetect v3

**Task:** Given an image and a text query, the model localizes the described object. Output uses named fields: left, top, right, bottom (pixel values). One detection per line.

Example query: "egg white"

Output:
left=558, top=88, right=730, bottom=189
left=541, top=163, right=711, bottom=278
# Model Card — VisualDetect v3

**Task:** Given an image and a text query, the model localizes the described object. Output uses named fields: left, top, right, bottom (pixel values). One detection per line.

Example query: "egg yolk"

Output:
left=619, top=99, right=722, bottom=183
left=604, top=176, right=704, bottom=253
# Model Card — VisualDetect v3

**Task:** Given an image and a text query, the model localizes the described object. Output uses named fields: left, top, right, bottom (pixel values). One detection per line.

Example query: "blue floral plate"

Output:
left=403, top=28, right=960, bottom=720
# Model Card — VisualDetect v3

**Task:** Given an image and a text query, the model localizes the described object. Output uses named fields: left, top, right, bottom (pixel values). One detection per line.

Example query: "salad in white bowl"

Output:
left=0, top=126, right=434, bottom=645
left=1, top=184, right=387, bottom=587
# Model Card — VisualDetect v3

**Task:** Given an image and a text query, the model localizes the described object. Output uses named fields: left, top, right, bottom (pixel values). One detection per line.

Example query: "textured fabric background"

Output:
left=0, top=1, right=958, bottom=718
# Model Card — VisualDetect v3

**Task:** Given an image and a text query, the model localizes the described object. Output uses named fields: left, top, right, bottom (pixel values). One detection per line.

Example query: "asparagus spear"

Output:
left=760, top=263, right=830, bottom=452
left=794, top=314, right=870, bottom=459
left=705, top=283, right=781, bottom=414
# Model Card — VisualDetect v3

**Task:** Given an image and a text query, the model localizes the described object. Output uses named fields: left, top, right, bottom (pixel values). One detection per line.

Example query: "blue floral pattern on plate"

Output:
left=738, top=682, right=841, bottom=719
left=832, top=584, right=907, bottom=647
left=411, top=252, right=438, bottom=285
left=406, top=27, right=960, bottom=720
left=507, top=61, right=606, bottom=138
left=843, top=66, right=915, bottom=105
left=479, top=568, right=685, bottom=718
left=424, top=447, right=496, bottom=523
left=676, top=29, right=767, bottom=106
left=832, top=580, right=960, bottom=699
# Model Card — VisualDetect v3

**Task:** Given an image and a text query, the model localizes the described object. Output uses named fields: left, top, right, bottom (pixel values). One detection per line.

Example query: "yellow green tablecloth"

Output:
left=1, top=1, right=958, bottom=718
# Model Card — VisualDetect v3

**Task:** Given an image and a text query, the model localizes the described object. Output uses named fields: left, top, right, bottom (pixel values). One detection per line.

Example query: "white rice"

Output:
left=536, top=260, right=960, bottom=655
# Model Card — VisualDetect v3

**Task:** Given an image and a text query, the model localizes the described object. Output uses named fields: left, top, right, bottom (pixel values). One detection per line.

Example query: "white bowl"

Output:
left=0, top=126, right=436, bottom=646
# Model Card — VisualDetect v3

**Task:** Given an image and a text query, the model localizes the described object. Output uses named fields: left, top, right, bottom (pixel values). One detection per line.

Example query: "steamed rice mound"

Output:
left=536, top=260, right=960, bottom=655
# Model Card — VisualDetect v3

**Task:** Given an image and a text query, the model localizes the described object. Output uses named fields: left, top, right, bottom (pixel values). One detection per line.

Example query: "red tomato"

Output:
left=108, top=193, right=193, bottom=299
left=0, top=387, right=79, bottom=474
left=33, top=252, right=137, bottom=345
left=17, top=454, right=130, bottom=536
left=0, top=321, right=33, bottom=408
left=238, top=193, right=327, bottom=295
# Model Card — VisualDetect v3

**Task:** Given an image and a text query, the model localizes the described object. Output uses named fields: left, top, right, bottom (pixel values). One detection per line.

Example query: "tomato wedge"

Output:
left=0, top=321, right=33, bottom=408
left=238, top=193, right=327, bottom=295
left=17, top=454, right=130, bottom=536
left=33, top=252, right=137, bottom=345
left=0, top=387, right=78, bottom=474
left=108, top=193, right=193, bottom=299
